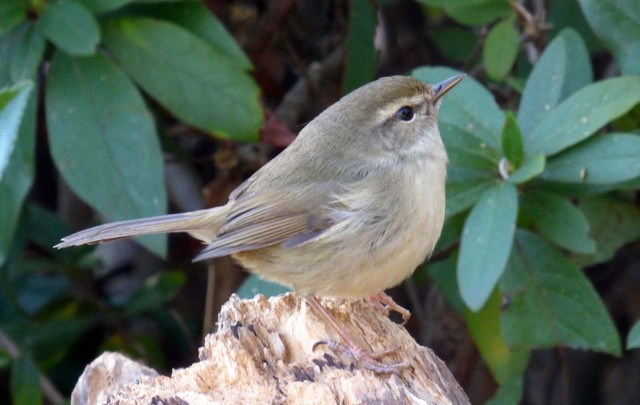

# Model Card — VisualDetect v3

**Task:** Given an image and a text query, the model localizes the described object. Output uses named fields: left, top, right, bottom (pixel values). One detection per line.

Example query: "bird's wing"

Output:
left=192, top=184, right=337, bottom=262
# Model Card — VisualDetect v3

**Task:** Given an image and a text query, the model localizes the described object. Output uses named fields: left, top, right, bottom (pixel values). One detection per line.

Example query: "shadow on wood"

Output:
left=72, top=293, right=470, bottom=404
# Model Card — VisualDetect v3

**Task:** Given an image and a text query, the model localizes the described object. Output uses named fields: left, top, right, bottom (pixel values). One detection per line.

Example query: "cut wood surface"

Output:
left=72, top=293, right=470, bottom=404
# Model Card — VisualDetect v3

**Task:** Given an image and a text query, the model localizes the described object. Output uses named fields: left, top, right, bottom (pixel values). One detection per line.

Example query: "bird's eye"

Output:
left=395, top=106, right=414, bottom=121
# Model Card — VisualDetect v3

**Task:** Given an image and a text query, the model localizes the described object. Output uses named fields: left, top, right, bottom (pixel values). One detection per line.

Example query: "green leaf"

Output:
left=15, top=274, right=70, bottom=315
left=426, top=254, right=465, bottom=313
left=578, top=0, right=640, bottom=75
left=46, top=51, right=167, bottom=256
left=0, top=81, right=32, bottom=181
left=103, top=17, right=262, bottom=142
left=548, top=1, right=600, bottom=52
left=542, top=133, right=640, bottom=184
left=125, top=271, right=186, bottom=316
left=0, top=86, right=35, bottom=267
left=483, top=17, right=519, bottom=81
left=464, top=290, right=529, bottom=384
left=442, top=0, right=511, bottom=26
left=236, top=274, right=291, bottom=299
left=0, top=22, right=46, bottom=84
left=0, top=0, right=26, bottom=36
left=574, top=197, right=640, bottom=267
left=440, top=123, right=500, bottom=170
left=501, top=230, right=621, bottom=356
left=418, top=0, right=490, bottom=6
left=628, top=320, right=640, bottom=350
left=40, top=0, right=100, bottom=56
left=445, top=177, right=495, bottom=218
left=0, top=351, right=10, bottom=369
left=10, top=354, right=42, bottom=405
left=507, top=153, right=545, bottom=184
left=520, top=190, right=595, bottom=253
left=413, top=66, right=505, bottom=150
left=343, top=0, right=377, bottom=93
left=518, top=28, right=592, bottom=135
left=501, top=112, right=523, bottom=167
left=133, top=1, right=252, bottom=70
left=24, top=204, right=69, bottom=252
left=28, top=319, right=94, bottom=366
left=525, top=77, right=640, bottom=156
left=487, top=376, right=524, bottom=405
left=80, top=0, right=132, bottom=14
left=458, top=182, right=517, bottom=311
left=432, top=27, right=478, bottom=63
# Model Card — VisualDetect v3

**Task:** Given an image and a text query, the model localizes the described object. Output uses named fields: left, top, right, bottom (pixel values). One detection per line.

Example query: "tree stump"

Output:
left=72, top=293, right=470, bottom=404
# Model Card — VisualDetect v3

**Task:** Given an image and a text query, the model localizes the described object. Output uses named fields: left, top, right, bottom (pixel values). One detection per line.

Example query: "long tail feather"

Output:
left=55, top=207, right=226, bottom=248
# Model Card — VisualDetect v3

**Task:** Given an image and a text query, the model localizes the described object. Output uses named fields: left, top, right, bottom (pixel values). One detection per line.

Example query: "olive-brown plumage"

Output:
left=56, top=75, right=464, bottom=298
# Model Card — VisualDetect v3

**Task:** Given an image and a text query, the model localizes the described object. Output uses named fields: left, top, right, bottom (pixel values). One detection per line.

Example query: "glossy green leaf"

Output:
left=418, top=0, right=491, bottom=5
left=501, top=112, right=523, bottom=167
left=0, top=22, right=46, bottom=84
left=0, top=351, right=9, bottom=369
left=80, top=0, right=132, bottom=14
left=10, top=354, right=42, bottom=405
left=526, top=77, right=640, bottom=156
left=16, top=275, right=70, bottom=315
left=483, top=17, right=519, bottom=81
left=46, top=51, right=167, bottom=256
left=442, top=0, right=511, bottom=26
left=518, top=28, right=592, bottom=135
left=548, top=0, right=600, bottom=51
left=464, top=290, right=529, bottom=384
left=344, top=0, right=376, bottom=93
left=0, top=81, right=32, bottom=181
left=579, top=0, right=640, bottom=75
left=628, top=320, right=640, bottom=350
left=458, top=182, right=518, bottom=311
left=542, top=133, right=640, bottom=184
left=236, top=274, right=291, bottom=299
left=0, top=87, right=35, bottom=267
left=508, top=154, right=545, bottom=184
left=501, top=230, right=621, bottom=356
left=446, top=178, right=495, bottom=218
left=40, top=0, right=100, bottom=56
left=432, top=27, right=478, bottom=63
left=125, top=271, right=186, bottom=316
left=413, top=66, right=505, bottom=150
left=23, top=204, right=68, bottom=252
left=487, top=376, right=524, bottom=405
left=0, top=0, right=26, bottom=36
left=103, top=18, right=262, bottom=142
left=575, top=197, right=640, bottom=267
left=440, top=123, right=500, bottom=170
left=28, top=319, right=93, bottom=364
left=134, top=1, right=252, bottom=70
left=427, top=254, right=465, bottom=313
left=520, top=190, right=595, bottom=253
left=612, top=103, right=640, bottom=132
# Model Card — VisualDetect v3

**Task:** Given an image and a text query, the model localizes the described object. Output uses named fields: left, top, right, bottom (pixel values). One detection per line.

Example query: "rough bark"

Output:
left=72, top=293, right=470, bottom=404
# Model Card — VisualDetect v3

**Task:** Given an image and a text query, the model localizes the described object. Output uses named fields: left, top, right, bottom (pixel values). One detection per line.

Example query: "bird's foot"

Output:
left=313, top=339, right=409, bottom=374
left=368, top=292, right=411, bottom=325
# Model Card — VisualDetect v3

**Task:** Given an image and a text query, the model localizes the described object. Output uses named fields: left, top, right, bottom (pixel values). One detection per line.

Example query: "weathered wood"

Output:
left=72, top=293, right=470, bottom=404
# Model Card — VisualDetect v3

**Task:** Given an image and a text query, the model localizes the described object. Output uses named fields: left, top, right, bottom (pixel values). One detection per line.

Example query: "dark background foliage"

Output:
left=1, top=0, right=640, bottom=404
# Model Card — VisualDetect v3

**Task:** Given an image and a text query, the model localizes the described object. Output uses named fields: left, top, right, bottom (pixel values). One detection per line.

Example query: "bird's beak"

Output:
left=432, top=74, right=465, bottom=104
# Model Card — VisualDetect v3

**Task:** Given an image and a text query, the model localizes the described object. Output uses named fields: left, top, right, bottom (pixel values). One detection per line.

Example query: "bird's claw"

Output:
left=313, top=339, right=409, bottom=374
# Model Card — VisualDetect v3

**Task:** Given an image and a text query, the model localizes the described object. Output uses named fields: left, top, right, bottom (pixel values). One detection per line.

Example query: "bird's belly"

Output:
left=236, top=182, right=444, bottom=297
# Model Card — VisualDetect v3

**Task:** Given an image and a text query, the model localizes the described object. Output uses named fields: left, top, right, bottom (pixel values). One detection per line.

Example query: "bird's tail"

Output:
left=55, top=207, right=227, bottom=248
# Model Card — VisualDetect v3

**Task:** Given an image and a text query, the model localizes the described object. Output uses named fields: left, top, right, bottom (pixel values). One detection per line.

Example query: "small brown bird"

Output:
left=56, top=74, right=463, bottom=370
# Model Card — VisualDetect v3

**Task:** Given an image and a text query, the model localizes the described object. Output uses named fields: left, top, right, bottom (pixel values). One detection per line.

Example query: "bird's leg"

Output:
left=307, top=296, right=409, bottom=374
left=368, top=292, right=411, bottom=325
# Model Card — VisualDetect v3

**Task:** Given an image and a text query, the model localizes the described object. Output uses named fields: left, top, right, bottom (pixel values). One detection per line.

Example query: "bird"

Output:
left=56, top=73, right=464, bottom=371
